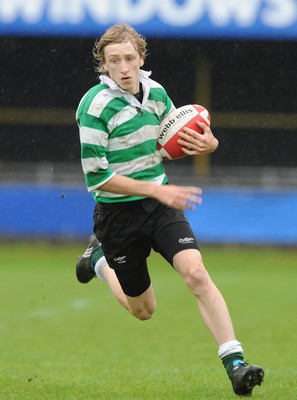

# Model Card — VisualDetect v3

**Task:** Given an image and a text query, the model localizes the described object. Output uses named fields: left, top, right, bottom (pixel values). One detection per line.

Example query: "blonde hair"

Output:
left=93, top=23, right=148, bottom=76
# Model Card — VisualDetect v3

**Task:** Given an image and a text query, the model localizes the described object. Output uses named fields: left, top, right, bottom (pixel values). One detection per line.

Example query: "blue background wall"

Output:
left=1, top=0, right=297, bottom=39
left=1, top=184, right=296, bottom=245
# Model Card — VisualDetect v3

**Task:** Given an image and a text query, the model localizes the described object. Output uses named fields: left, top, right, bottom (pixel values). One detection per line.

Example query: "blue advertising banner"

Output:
left=1, top=184, right=296, bottom=245
left=0, top=0, right=297, bottom=39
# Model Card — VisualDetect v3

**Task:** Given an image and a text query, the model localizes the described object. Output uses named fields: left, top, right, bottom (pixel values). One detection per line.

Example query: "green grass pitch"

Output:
left=0, top=241, right=296, bottom=399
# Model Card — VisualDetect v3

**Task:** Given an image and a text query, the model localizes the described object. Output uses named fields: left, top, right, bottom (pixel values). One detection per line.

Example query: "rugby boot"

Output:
left=76, top=235, right=103, bottom=283
left=230, top=361, right=264, bottom=396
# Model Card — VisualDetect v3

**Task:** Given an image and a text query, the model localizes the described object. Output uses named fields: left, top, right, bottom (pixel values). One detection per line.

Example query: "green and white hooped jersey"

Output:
left=76, top=70, right=175, bottom=203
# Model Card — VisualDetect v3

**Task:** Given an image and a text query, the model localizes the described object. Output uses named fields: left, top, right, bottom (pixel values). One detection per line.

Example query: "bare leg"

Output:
left=173, top=249, right=236, bottom=345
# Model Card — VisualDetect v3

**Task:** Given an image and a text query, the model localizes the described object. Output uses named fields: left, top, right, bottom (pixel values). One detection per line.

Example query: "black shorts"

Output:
left=93, top=198, right=199, bottom=297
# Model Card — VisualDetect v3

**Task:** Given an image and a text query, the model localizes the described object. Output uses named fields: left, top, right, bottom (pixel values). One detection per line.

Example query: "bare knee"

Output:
left=130, top=302, right=156, bottom=321
left=124, top=285, right=157, bottom=321
left=173, top=249, right=211, bottom=295
left=127, top=292, right=157, bottom=321
left=131, top=309, right=153, bottom=321
left=183, top=266, right=211, bottom=295
left=174, top=250, right=212, bottom=296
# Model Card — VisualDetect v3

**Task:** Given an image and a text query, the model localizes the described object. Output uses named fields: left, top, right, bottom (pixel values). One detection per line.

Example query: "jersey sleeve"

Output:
left=78, top=112, right=115, bottom=192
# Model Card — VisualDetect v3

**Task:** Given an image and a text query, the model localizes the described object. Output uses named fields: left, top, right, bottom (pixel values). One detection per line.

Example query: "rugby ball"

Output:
left=157, top=104, right=210, bottom=160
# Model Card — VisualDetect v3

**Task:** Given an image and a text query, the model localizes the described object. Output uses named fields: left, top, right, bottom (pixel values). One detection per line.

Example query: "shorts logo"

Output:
left=114, top=256, right=126, bottom=264
left=179, top=237, right=194, bottom=244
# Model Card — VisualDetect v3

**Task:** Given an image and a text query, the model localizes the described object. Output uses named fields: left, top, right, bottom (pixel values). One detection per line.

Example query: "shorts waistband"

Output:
left=96, top=197, right=158, bottom=210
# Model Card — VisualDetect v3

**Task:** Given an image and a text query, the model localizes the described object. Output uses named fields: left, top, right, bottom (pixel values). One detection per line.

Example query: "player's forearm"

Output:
left=99, top=174, right=157, bottom=198
left=99, top=173, right=202, bottom=211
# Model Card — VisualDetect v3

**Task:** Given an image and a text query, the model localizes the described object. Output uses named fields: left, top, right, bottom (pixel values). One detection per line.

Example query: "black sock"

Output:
left=222, top=352, right=244, bottom=377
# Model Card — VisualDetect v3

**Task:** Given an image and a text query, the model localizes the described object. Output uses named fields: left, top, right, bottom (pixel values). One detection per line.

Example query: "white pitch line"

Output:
left=69, top=298, right=91, bottom=310
left=1, top=298, right=92, bottom=329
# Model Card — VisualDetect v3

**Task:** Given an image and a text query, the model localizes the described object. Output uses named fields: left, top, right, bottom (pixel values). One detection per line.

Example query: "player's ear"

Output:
left=102, top=60, right=108, bottom=73
left=140, top=57, right=144, bottom=67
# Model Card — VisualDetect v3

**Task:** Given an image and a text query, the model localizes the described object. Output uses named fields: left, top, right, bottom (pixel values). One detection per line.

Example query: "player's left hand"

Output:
left=177, top=120, right=219, bottom=156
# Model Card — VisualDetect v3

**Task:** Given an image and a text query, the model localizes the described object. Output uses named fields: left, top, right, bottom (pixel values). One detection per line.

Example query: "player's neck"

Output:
left=133, top=83, right=143, bottom=103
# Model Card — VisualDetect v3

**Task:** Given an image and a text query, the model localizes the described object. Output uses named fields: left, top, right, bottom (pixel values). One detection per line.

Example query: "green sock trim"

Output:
left=222, top=352, right=244, bottom=377
left=90, top=247, right=104, bottom=269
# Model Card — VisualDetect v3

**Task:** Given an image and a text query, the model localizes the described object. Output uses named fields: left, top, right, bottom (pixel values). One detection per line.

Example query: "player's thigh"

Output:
left=114, top=261, right=151, bottom=297
left=93, top=202, right=151, bottom=270
left=115, top=266, right=156, bottom=318
left=153, top=220, right=200, bottom=267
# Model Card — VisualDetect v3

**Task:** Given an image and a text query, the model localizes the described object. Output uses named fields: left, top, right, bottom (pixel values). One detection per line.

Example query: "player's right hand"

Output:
left=154, top=184, right=202, bottom=211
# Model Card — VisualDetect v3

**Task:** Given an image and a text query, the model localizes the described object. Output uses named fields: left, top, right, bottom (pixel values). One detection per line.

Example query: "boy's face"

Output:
left=103, top=40, right=144, bottom=95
